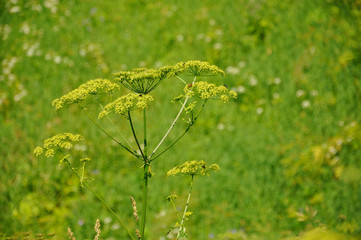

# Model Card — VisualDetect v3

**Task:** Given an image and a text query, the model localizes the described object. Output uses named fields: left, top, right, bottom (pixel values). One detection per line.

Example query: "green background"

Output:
left=1, top=0, right=361, bottom=239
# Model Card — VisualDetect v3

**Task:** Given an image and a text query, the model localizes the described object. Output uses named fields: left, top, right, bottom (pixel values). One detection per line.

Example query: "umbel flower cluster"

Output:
left=34, top=133, right=84, bottom=158
left=52, top=79, right=119, bottom=111
left=34, top=60, right=236, bottom=240
left=51, top=60, right=236, bottom=116
left=98, top=93, right=154, bottom=119
left=167, top=160, right=220, bottom=177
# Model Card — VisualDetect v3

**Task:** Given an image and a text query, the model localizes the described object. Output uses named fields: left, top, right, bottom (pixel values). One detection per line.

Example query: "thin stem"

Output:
left=96, top=97, right=133, bottom=149
left=176, top=75, right=187, bottom=85
left=64, top=159, right=136, bottom=240
left=177, top=176, right=194, bottom=239
left=80, top=106, right=140, bottom=158
left=128, top=111, right=145, bottom=160
left=143, top=108, right=148, bottom=158
left=150, top=76, right=197, bottom=159
left=140, top=108, right=149, bottom=240
left=151, top=100, right=207, bottom=161
left=170, top=199, right=182, bottom=222
left=140, top=164, right=149, bottom=240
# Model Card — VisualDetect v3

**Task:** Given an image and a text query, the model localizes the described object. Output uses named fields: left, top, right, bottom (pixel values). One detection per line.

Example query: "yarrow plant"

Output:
left=34, top=60, right=236, bottom=240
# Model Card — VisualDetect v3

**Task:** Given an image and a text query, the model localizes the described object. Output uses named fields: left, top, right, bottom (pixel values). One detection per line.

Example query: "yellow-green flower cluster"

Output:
left=34, top=133, right=84, bottom=158
left=172, top=60, right=225, bottom=76
left=98, top=93, right=154, bottom=118
left=166, top=194, right=178, bottom=202
left=167, top=160, right=220, bottom=177
left=52, top=79, right=119, bottom=111
left=175, top=81, right=237, bottom=103
left=114, top=66, right=173, bottom=94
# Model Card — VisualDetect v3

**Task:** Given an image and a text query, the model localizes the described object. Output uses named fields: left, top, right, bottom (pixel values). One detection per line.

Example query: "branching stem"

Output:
left=80, top=106, right=140, bottom=158
left=96, top=96, right=133, bottom=149
left=151, top=100, right=207, bottom=161
left=150, top=76, right=197, bottom=159
left=64, top=158, right=136, bottom=240
left=177, top=176, right=194, bottom=239
left=128, top=111, right=145, bottom=160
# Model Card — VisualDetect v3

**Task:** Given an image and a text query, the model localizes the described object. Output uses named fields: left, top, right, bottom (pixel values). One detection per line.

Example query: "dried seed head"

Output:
left=67, top=227, right=76, bottom=240
left=94, top=219, right=101, bottom=240
left=130, top=196, right=139, bottom=222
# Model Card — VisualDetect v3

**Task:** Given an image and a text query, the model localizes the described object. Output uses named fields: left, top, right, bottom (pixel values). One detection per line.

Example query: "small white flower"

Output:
left=31, top=4, right=42, bottom=12
left=328, top=146, right=337, bottom=155
left=272, top=93, right=280, bottom=99
left=79, top=49, right=86, bottom=56
left=301, top=100, right=311, bottom=108
left=249, top=75, right=258, bottom=86
left=176, top=34, right=184, bottom=42
left=74, top=144, right=87, bottom=151
left=217, top=123, right=225, bottom=130
left=45, top=53, right=52, bottom=60
left=209, top=19, right=216, bottom=26
left=213, top=42, right=222, bottom=50
left=9, top=6, right=21, bottom=13
left=225, top=66, right=240, bottom=75
left=274, top=77, right=281, bottom=85
left=2, top=25, right=11, bottom=40
left=103, top=217, right=112, bottom=224
left=111, top=223, right=120, bottom=230
left=336, top=139, right=343, bottom=146
left=8, top=74, right=15, bottom=81
left=338, top=121, right=345, bottom=127
left=20, top=22, right=30, bottom=35
left=296, top=89, right=305, bottom=98
left=231, top=85, right=246, bottom=94
left=256, top=107, right=263, bottom=115
left=238, top=61, right=246, bottom=68
left=14, top=89, right=27, bottom=102
left=54, top=56, right=61, bottom=64
left=2, top=67, right=10, bottom=75
left=215, top=29, right=223, bottom=36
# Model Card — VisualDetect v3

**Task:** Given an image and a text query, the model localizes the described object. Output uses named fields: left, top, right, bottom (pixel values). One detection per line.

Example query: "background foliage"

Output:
left=1, top=0, right=361, bottom=239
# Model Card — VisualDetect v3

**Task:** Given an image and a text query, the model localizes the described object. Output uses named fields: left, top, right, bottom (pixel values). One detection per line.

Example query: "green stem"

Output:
left=81, top=106, right=140, bottom=158
left=140, top=164, right=149, bottom=240
left=177, top=176, right=194, bottom=239
left=140, top=108, right=149, bottom=240
left=170, top=199, right=182, bottom=223
left=128, top=111, right=145, bottom=160
left=65, top=159, right=136, bottom=240
left=150, top=76, right=197, bottom=159
left=151, top=100, right=207, bottom=161
left=96, top=97, right=134, bottom=149
left=143, top=108, right=148, bottom=158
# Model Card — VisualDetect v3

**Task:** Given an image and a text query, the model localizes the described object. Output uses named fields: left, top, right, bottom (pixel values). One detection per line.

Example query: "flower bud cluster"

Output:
left=52, top=79, right=119, bottom=111
left=98, top=93, right=154, bottom=119
left=114, top=66, right=173, bottom=94
left=172, top=60, right=225, bottom=76
left=33, top=133, right=84, bottom=158
left=174, top=81, right=237, bottom=103
left=167, top=160, right=220, bottom=177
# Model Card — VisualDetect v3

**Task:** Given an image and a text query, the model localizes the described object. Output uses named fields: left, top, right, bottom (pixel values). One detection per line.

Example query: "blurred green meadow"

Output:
left=1, top=0, right=361, bottom=239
